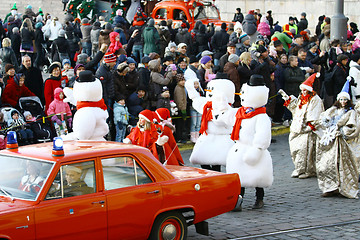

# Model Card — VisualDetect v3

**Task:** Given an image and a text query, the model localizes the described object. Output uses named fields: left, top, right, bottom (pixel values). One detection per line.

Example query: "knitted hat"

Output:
left=228, top=54, right=240, bottom=63
left=105, top=23, right=113, bottom=30
left=156, top=108, right=171, bottom=121
left=240, top=34, right=250, bottom=44
left=5, top=63, right=14, bottom=73
left=8, top=16, right=15, bottom=22
left=227, top=42, right=236, bottom=47
left=73, top=64, right=85, bottom=75
left=49, top=62, right=61, bottom=74
left=35, top=22, right=43, bottom=29
left=300, top=73, right=320, bottom=92
left=104, top=52, right=117, bottom=63
left=176, top=73, right=185, bottom=82
left=162, top=86, right=169, bottom=92
left=168, top=63, right=177, bottom=71
left=337, top=78, right=351, bottom=100
left=77, top=53, right=88, bottom=64
left=126, top=57, right=136, bottom=65
left=201, top=50, right=213, bottom=57
left=62, top=58, right=71, bottom=66
left=178, top=43, right=187, bottom=49
left=58, top=29, right=65, bottom=37
left=168, top=42, right=177, bottom=49
left=234, top=21, right=242, bottom=31
left=200, top=55, right=212, bottom=65
left=139, top=109, right=154, bottom=122
left=177, top=57, right=188, bottom=64
left=141, top=56, right=151, bottom=64
left=23, top=111, right=32, bottom=118
left=77, top=70, right=95, bottom=82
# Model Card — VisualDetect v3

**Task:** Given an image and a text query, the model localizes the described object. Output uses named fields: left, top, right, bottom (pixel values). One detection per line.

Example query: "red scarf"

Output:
left=298, top=93, right=314, bottom=109
left=199, top=101, right=213, bottom=135
left=230, top=107, right=267, bottom=141
left=76, top=99, right=107, bottom=111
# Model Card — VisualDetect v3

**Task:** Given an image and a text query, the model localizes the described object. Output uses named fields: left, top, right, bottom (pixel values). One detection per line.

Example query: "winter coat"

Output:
left=20, top=27, right=35, bottom=46
left=44, top=75, right=68, bottom=113
left=47, top=88, right=72, bottom=117
left=18, top=65, right=45, bottom=104
left=297, top=18, right=308, bottom=32
left=224, top=62, right=241, bottom=107
left=129, top=25, right=144, bottom=46
left=257, top=17, right=271, bottom=37
left=175, top=28, right=193, bottom=54
left=113, top=102, right=129, bottom=125
left=52, top=36, right=71, bottom=61
left=0, top=47, right=18, bottom=73
left=158, top=26, right=171, bottom=57
left=95, top=64, right=115, bottom=102
left=127, top=91, right=150, bottom=117
left=195, top=24, right=214, bottom=53
left=27, top=119, right=52, bottom=139
left=332, top=63, right=348, bottom=98
left=43, top=20, right=62, bottom=41
left=108, top=31, right=122, bottom=53
left=125, top=70, right=140, bottom=95
left=34, top=29, right=45, bottom=52
left=283, top=66, right=305, bottom=96
left=232, top=13, right=244, bottom=23
left=10, top=33, right=21, bottom=58
left=237, top=62, right=253, bottom=87
left=80, top=24, right=92, bottom=43
left=90, top=27, right=101, bottom=47
left=174, top=83, right=187, bottom=111
left=349, top=60, right=360, bottom=101
left=138, top=64, right=151, bottom=90
left=142, top=26, right=160, bottom=55
left=114, top=73, right=129, bottom=101
left=98, top=29, right=111, bottom=47
left=2, top=77, right=35, bottom=107
left=211, top=29, right=229, bottom=59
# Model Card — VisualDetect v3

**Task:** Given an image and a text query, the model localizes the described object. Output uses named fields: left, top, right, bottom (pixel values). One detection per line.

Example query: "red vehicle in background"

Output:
left=151, top=0, right=231, bottom=30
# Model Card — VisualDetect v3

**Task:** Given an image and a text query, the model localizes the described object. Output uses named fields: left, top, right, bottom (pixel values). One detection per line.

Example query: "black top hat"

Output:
left=77, top=70, right=95, bottom=82
left=248, top=74, right=265, bottom=86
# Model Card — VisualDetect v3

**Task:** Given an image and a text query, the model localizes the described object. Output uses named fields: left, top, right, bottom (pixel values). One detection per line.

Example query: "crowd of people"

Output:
left=0, top=4, right=359, bottom=197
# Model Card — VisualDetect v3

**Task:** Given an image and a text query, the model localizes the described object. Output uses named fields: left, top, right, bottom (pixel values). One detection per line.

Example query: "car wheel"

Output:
left=149, top=211, right=187, bottom=240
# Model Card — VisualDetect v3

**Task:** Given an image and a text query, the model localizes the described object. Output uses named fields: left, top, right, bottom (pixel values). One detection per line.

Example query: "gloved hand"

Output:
left=278, top=89, right=289, bottom=101
left=67, top=118, right=73, bottom=129
left=51, top=115, right=62, bottom=125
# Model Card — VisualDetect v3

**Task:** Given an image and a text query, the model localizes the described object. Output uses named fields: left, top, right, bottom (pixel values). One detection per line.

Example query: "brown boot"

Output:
left=252, top=199, right=264, bottom=209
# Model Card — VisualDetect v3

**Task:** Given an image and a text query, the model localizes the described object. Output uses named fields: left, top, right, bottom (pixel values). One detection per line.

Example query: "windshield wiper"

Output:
left=0, top=187, right=14, bottom=201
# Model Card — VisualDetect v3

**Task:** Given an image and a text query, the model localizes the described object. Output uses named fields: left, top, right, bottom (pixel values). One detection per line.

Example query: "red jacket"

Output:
left=44, top=76, right=68, bottom=113
left=2, top=78, right=35, bottom=107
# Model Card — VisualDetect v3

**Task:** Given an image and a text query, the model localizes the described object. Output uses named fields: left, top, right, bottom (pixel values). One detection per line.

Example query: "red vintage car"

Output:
left=151, top=0, right=232, bottom=31
left=0, top=135, right=241, bottom=239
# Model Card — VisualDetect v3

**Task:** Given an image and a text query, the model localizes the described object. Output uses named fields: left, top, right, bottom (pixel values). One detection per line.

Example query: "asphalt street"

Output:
left=181, top=133, right=360, bottom=240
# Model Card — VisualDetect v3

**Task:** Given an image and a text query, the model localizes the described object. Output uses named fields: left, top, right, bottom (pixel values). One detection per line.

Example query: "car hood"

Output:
left=166, top=165, right=225, bottom=180
left=0, top=197, right=33, bottom=214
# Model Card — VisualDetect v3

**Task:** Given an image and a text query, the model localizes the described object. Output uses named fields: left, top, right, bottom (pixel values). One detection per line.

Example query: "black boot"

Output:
left=252, top=199, right=264, bottom=209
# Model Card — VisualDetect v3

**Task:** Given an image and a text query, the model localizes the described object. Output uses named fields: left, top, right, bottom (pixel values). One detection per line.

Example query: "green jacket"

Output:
left=142, top=26, right=160, bottom=55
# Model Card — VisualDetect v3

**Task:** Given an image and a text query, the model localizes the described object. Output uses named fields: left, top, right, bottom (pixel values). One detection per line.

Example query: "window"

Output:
left=173, top=9, right=187, bottom=21
left=45, top=161, right=95, bottom=200
left=101, top=157, right=152, bottom=190
left=155, top=8, right=167, bottom=19
left=0, top=157, right=53, bottom=201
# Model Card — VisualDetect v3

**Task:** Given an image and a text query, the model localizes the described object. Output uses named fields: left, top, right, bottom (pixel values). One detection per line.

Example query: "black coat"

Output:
left=138, top=66, right=150, bottom=90
left=283, top=66, right=305, bottom=96
left=211, top=29, right=229, bottom=59
left=175, top=28, right=193, bottom=54
left=195, top=24, right=214, bottom=54
left=95, top=64, right=115, bottom=103
left=332, top=63, right=348, bottom=97
left=20, top=28, right=35, bottom=45
left=18, top=65, right=45, bottom=104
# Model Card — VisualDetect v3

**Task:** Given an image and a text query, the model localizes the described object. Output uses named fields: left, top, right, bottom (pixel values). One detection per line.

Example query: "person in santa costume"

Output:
left=220, top=74, right=273, bottom=210
left=184, top=78, right=235, bottom=172
left=124, top=109, right=164, bottom=158
left=153, top=108, right=184, bottom=166
left=316, top=80, right=359, bottom=198
left=279, top=73, right=324, bottom=179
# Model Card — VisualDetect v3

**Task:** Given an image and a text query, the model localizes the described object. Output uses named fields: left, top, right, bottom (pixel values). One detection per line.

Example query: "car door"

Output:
left=101, top=156, right=163, bottom=240
left=34, top=160, right=107, bottom=240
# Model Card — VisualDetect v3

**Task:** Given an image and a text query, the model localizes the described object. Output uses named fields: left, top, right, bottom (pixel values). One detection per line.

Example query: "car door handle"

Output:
left=92, top=200, right=105, bottom=204
left=147, top=190, right=160, bottom=194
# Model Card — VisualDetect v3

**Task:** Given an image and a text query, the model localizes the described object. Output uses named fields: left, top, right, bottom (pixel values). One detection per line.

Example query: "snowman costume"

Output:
left=185, top=78, right=235, bottom=166
left=63, top=70, right=109, bottom=140
left=222, top=75, right=273, bottom=189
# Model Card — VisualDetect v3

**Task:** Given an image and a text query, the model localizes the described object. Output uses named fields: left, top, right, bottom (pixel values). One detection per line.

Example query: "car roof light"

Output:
left=6, top=131, right=18, bottom=150
left=52, top=137, right=64, bottom=157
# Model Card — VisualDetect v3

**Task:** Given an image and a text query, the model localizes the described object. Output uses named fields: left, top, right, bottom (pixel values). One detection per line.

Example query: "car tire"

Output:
left=149, top=211, right=187, bottom=240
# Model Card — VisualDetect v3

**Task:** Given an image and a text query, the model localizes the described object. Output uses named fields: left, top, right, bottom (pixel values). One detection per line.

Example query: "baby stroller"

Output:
left=0, top=106, right=28, bottom=144
left=19, top=96, right=45, bottom=119
left=18, top=96, right=53, bottom=143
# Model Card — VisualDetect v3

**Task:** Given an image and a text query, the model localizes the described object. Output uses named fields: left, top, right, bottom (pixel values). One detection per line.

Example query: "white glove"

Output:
left=123, top=138, right=131, bottom=144
left=63, top=87, right=76, bottom=105
left=278, top=89, right=289, bottom=101
left=156, top=135, right=169, bottom=146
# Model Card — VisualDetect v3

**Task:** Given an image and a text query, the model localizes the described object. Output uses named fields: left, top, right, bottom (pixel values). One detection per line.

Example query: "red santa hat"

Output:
left=156, top=108, right=171, bottom=121
left=299, top=73, right=320, bottom=92
left=139, top=109, right=155, bottom=123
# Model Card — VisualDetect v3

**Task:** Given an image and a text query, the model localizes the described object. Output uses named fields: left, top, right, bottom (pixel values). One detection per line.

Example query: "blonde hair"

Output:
left=137, top=119, right=151, bottom=130
left=2, top=38, right=11, bottom=47
left=20, top=18, right=34, bottom=32
left=240, top=52, right=251, bottom=65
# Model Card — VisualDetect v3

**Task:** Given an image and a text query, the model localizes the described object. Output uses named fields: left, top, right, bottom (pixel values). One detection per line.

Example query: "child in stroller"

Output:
left=8, top=110, right=34, bottom=145
left=23, top=111, right=53, bottom=142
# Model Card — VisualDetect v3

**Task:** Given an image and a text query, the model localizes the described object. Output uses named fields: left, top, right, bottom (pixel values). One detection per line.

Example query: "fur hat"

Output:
left=117, top=62, right=130, bottom=73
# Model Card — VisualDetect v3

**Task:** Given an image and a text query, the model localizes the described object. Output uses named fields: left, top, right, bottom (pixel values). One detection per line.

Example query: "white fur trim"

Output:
left=300, top=84, right=313, bottom=92
left=337, top=92, right=350, bottom=100
left=316, top=72, right=321, bottom=78
left=139, top=114, right=150, bottom=122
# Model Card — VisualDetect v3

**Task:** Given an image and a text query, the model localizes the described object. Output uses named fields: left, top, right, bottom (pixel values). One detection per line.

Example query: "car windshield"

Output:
left=0, top=156, right=53, bottom=201
left=193, top=5, right=220, bottom=20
